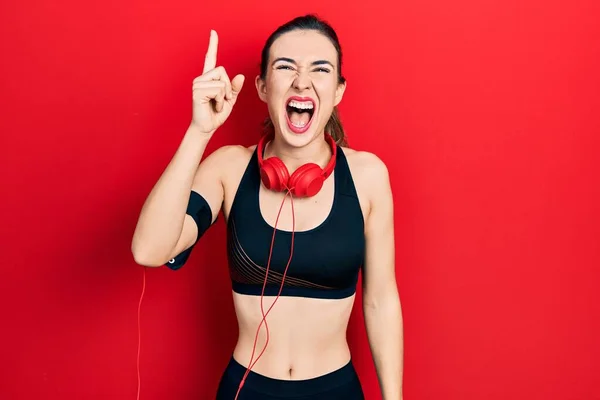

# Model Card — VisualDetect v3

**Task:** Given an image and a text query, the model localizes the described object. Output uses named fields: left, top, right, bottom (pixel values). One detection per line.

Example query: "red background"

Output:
left=1, top=0, right=599, bottom=399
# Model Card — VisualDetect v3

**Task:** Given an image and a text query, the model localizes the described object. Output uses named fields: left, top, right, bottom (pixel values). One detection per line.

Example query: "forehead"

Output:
left=269, top=29, right=337, bottom=63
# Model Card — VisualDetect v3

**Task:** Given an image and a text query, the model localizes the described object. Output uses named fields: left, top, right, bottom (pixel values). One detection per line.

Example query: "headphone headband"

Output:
left=256, top=133, right=337, bottom=178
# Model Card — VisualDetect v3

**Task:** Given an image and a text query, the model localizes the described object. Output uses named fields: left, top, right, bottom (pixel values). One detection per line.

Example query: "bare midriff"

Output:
left=231, top=291, right=356, bottom=380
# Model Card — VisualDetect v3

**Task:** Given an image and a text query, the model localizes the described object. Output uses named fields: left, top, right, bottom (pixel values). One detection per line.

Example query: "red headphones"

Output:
left=257, top=133, right=337, bottom=197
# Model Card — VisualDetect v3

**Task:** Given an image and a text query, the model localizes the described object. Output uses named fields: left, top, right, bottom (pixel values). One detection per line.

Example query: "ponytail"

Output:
left=262, top=106, right=348, bottom=147
left=325, top=107, right=347, bottom=146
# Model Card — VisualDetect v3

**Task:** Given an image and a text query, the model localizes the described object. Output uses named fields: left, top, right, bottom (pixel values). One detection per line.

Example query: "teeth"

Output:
left=288, top=99, right=314, bottom=110
left=292, top=120, right=307, bottom=127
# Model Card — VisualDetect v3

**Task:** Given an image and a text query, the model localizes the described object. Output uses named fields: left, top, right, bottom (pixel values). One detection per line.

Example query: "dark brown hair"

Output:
left=259, top=14, right=348, bottom=146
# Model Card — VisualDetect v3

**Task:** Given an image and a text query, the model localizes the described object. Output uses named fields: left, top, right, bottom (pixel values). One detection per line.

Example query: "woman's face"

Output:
left=256, top=29, right=346, bottom=147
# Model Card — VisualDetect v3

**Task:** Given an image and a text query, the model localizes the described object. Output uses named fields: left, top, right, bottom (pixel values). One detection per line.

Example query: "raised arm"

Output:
left=131, top=30, right=244, bottom=267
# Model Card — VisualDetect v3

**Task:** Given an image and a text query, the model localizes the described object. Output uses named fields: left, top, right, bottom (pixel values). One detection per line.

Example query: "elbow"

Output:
left=132, top=252, right=164, bottom=268
left=363, top=286, right=401, bottom=313
left=131, top=240, right=166, bottom=268
left=131, top=249, right=164, bottom=268
left=363, top=296, right=387, bottom=314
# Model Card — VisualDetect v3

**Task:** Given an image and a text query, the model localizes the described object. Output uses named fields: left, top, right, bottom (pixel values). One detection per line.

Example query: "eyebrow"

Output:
left=272, top=57, right=335, bottom=68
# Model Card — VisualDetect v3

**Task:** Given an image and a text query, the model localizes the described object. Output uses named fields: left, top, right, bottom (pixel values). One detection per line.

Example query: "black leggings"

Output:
left=215, top=357, right=365, bottom=400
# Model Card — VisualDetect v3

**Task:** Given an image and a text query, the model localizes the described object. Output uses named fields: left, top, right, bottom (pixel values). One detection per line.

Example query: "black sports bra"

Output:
left=225, top=146, right=365, bottom=299
left=165, top=145, right=366, bottom=300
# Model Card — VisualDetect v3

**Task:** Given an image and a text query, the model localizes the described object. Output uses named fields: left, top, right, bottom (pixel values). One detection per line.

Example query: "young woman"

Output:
left=132, top=14, right=403, bottom=400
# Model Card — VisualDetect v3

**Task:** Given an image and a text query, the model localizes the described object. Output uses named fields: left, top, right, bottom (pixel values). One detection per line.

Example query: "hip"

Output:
left=216, top=356, right=364, bottom=400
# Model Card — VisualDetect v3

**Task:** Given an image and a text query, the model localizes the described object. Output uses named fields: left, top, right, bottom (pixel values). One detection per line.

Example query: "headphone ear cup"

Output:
left=289, top=163, right=325, bottom=197
left=260, top=157, right=290, bottom=192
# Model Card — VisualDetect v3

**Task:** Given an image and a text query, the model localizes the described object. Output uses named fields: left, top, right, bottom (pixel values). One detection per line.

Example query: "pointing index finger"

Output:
left=203, top=30, right=218, bottom=74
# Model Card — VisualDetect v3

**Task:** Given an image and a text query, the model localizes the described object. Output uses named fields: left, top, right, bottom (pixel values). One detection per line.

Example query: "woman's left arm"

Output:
left=361, top=156, right=403, bottom=400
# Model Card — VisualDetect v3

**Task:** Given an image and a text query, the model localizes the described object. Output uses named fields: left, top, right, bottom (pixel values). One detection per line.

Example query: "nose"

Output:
left=293, top=70, right=311, bottom=91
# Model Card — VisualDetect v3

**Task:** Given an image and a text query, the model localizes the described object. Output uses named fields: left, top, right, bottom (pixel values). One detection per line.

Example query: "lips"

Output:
left=284, top=96, right=316, bottom=134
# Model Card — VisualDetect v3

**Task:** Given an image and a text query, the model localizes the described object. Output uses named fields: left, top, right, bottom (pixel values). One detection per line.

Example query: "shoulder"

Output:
left=341, top=147, right=391, bottom=192
left=199, top=143, right=256, bottom=172
left=340, top=146, right=393, bottom=218
left=205, top=143, right=256, bottom=163
left=203, top=143, right=258, bottom=185
left=191, top=143, right=256, bottom=186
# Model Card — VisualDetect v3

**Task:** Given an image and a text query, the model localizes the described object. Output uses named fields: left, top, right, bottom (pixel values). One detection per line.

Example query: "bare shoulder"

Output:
left=204, top=143, right=254, bottom=163
left=197, top=143, right=255, bottom=173
left=191, top=143, right=256, bottom=190
left=339, top=146, right=392, bottom=222
left=204, top=143, right=257, bottom=186
left=341, top=147, right=391, bottom=194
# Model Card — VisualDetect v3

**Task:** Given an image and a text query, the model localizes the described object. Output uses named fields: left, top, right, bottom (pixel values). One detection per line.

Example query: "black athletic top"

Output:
left=226, top=146, right=365, bottom=299
left=165, top=145, right=366, bottom=300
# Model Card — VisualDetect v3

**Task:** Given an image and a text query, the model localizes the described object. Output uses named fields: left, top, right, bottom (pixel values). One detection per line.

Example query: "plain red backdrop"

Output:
left=1, top=0, right=599, bottom=399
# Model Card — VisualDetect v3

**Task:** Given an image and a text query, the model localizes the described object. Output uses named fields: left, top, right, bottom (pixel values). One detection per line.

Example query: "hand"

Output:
left=191, top=30, right=245, bottom=135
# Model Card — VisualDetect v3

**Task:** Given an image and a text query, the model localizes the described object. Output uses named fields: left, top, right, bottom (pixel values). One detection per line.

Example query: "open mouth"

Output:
left=285, top=97, right=315, bottom=133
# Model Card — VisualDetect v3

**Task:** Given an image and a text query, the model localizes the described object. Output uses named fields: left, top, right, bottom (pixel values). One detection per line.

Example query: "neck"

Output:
left=265, top=132, right=332, bottom=173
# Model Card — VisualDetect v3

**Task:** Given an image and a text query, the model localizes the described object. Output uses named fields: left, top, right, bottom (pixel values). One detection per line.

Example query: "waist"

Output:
left=233, top=337, right=352, bottom=380
left=221, top=355, right=360, bottom=397
left=231, top=291, right=355, bottom=379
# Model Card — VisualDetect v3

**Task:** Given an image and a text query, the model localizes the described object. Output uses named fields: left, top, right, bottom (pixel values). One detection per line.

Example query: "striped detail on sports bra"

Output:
left=227, top=219, right=334, bottom=290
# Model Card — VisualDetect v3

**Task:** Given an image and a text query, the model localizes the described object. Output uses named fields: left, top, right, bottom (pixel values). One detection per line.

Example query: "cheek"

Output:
left=266, top=78, right=289, bottom=104
left=314, top=80, right=338, bottom=105
left=268, top=72, right=295, bottom=89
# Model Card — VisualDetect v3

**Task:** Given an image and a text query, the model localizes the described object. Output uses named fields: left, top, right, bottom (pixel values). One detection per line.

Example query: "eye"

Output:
left=314, top=67, right=331, bottom=73
left=276, top=65, right=294, bottom=70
